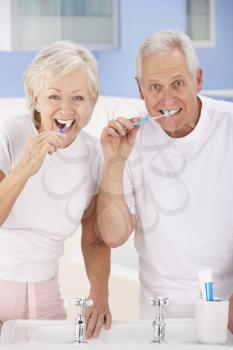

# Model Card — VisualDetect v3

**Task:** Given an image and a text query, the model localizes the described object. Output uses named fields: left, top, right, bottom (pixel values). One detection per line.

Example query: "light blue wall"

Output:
left=0, top=0, right=232, bottom=98
left=197, top=0, right=233, bottom=90
left=0, top=51, right=35, bottom=97
left=98, top=0, right=186, bottom=97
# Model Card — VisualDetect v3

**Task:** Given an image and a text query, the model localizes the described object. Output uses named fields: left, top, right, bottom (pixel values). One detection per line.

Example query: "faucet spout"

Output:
left=70, top=297, right=93, bottom=344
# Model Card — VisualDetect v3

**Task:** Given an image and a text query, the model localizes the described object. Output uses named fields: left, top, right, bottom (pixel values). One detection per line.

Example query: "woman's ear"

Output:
left=91, top=92, right=99, bottom=108
left=135, top=77, right=145, bottom=100
left=33, top=94, right=41, bottom=112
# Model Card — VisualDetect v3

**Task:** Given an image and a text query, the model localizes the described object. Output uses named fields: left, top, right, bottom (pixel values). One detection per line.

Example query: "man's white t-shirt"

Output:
left=124, top=95, right=233, bottom=318
left=0, top=114, right=102, bottom=282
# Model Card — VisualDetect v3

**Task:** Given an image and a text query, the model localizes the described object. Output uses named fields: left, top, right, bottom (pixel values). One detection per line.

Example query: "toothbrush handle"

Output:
left=132, top=114, right=163, bottom=126
left=133, top=116, right=150, bottom=126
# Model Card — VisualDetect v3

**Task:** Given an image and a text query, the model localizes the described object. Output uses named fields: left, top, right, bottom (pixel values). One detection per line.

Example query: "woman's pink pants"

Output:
left=0, top=275, right=66, bottom=327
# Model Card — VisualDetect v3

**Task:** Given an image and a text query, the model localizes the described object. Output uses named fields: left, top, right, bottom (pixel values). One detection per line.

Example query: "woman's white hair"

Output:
left=24, top=40, right=99, bottom=125
left=136, top=30, right=200, bottom=78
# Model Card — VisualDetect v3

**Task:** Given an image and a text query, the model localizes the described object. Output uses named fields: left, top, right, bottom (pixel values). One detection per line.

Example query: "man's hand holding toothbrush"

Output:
left=97, top=117, right=140, bottom=248
left=97, top=112, right=169, bottom=247
left=101, top=117, right=139, bottom=162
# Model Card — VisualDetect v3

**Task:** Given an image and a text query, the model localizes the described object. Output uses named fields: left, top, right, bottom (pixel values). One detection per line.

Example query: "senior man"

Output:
left=97, top=30, right=233, bottom=330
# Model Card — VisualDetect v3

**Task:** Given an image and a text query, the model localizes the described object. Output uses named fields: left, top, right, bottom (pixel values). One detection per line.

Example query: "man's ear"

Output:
left=196, top=68, right=203, bottom=93
left=135, top=77, right=145, bottom=100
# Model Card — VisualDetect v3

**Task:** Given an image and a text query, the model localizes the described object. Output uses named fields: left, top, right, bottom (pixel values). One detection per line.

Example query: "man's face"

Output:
left=137, top=49, right=203, bottom=137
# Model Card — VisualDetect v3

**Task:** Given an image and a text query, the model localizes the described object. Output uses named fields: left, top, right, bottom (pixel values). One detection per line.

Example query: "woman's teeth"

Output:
left=160, top=108, right=181, bottom=117
left=55, top=118, right=75, bottom=129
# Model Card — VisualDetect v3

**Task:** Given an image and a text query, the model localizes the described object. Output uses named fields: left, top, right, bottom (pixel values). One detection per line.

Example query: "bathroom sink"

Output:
left=1, top=318, right=233, bottom=348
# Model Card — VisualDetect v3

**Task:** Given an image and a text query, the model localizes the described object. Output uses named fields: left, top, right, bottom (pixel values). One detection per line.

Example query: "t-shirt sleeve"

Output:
left=123, top=163, right=136, bottom=215
left=0, top=128, right=11, bottom=175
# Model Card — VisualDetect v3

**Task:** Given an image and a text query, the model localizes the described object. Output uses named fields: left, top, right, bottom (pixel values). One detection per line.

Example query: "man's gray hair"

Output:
left=24, top=40, right=99, bottom=120
left=136, top=30, right=200, bottom=78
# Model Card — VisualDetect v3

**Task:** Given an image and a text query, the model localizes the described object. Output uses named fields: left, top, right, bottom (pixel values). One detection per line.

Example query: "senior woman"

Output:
left=0, top=41, right=111, bottom=338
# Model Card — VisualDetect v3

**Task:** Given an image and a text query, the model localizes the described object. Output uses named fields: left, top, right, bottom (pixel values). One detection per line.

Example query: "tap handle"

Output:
left=150, top=297, right=170, bottom=321
left=70, top=297, right=93, bottom=316
left=150, top=296, right=170, bottom=307
left=70, top=297, right=94, bottom=307
left=70, top=297, right=93, bottom=344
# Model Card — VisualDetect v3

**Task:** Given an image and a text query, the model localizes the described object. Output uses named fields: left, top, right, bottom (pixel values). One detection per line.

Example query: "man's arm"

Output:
left=81, top=196, right=112, bottom=338
left=97, top=118, right=138, bottom=248
left=97, top=157, right=136, bottom=247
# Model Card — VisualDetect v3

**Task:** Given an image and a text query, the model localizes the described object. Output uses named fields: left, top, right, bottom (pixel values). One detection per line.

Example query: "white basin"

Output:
left=1, top=318, right=233, bottom=349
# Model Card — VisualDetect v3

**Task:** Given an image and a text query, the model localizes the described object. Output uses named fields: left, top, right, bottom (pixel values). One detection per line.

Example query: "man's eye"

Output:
left=173, top=80, right=184, bottom=88
left=73, top=95, right=84, bottom=101
left=49, top=95, right=60, bottom=100
left=150, top=84, right=160, bottom=92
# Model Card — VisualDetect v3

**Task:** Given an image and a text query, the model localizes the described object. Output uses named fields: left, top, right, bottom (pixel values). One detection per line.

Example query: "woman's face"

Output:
left=34, top=68, right=96, bottom=147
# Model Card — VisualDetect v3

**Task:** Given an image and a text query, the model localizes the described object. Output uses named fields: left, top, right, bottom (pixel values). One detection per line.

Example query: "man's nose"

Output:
left=160, top=88, right=177, bottom=106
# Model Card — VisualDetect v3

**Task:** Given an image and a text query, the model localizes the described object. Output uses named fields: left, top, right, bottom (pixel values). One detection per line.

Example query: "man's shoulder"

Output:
left=200, top=95, right=233, bottom=116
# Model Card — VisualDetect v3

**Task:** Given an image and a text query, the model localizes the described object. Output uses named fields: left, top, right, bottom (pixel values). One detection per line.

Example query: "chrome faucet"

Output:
left=70, top=297, right=93, bottom=344
left=150, top=296, right=170, bottom=344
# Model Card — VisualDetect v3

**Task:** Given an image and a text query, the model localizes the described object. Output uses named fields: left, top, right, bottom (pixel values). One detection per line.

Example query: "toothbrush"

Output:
left=133, top=115, right=151, bottom=126
left=198, top=269, right=214, bottom=301
left=133, top=111, right=173, bottom=126
left=58, top=128, right=65, bottom=134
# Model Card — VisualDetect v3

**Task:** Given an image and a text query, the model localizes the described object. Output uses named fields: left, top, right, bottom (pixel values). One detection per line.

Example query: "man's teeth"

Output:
left=161, top=108, right=181, bottom=117
left=56, top=119, right=74, bottom=128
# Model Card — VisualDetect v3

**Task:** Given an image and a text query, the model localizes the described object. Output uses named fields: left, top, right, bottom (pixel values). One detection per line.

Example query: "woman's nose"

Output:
left=59, top=100, right=75, bottom=115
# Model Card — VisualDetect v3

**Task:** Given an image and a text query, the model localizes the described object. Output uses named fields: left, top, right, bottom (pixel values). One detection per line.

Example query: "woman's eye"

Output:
left=73, top=95, right=84, bottom=102
left=49, top=95, right=60, bottom=100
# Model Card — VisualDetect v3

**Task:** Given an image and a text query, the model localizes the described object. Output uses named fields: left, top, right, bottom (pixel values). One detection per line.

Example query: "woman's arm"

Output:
left=0, top=131, right=62, bottom=226
left=81, top=196, right=112, bottom=338
left=0, top=168, right=29, bottom=225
